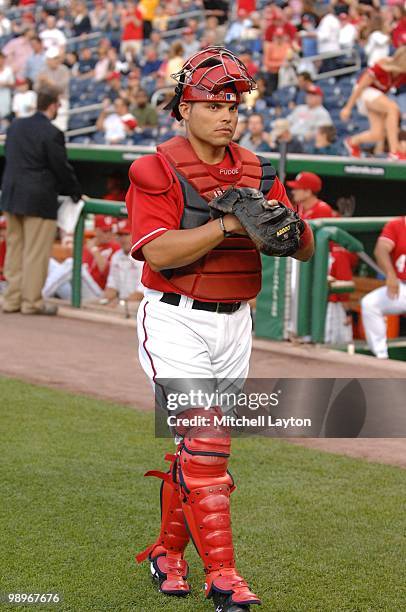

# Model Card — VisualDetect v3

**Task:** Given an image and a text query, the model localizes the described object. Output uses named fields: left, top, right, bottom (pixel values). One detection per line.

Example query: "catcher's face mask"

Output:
left=164, top=46, right=257, bottom=121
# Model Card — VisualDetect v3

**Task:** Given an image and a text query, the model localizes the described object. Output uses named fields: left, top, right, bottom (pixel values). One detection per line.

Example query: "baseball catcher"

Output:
left=126, top=47, right=314, bottom=611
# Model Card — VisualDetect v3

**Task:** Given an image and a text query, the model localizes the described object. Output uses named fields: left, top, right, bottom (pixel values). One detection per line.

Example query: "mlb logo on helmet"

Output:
left=225, top=92, right=236, bottom=102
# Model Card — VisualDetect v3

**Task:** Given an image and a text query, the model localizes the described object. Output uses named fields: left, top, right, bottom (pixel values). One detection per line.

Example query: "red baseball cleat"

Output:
left=344, top=138, right=361, bottom=158
left=388, top=151, right=406, bottom=161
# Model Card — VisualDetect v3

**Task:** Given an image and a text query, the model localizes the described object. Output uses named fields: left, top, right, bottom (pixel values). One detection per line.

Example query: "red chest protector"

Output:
left=155, top=136, right=276, bottom=302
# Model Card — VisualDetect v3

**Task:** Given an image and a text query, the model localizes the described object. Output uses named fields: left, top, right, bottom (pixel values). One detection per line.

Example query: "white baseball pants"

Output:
left=361, top=282, right=406, bottom=358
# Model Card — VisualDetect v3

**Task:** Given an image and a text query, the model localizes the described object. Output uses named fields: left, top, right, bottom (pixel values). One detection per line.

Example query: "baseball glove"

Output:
left=209, top=187, right=305, bottom=257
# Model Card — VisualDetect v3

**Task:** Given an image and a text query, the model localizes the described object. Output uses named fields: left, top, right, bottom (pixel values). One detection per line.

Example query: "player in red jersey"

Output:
left=82, top=215, right=120, bottom=290
left=340, top=47, right=406, bottom=160
left=286, top=172, right=335, bottom=219
left=127, top=47, right=313, bottom=612
left=361, top=217, right=406, bottom=358
left=287, top=172, right=358, bottom=343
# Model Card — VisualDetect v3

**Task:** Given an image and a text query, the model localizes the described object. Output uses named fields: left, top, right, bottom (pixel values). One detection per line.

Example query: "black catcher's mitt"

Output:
left=209, top=187, right=305, bottom=257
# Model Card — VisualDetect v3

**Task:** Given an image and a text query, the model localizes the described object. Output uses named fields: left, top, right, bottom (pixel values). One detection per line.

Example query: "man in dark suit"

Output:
left=1, top=86, right=81, bottom=315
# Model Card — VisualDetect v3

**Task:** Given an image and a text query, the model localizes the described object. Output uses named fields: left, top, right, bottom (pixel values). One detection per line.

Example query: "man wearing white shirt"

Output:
left=338, top=13, right=358, bottom=50
left=103, top=218, right=144, bottom=302
left=287, top=84, right=333, bottom=140
left=96, top=97, right=137, bottom=144
left=317, top=10, right=340, bottom=54
left=39, top=15, right=66, bottom=52
left=12, top=78, right=37, bottom=118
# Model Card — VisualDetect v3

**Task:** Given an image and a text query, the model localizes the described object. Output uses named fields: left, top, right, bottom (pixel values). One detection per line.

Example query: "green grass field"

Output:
left=1, top=377, right=405, bottom=612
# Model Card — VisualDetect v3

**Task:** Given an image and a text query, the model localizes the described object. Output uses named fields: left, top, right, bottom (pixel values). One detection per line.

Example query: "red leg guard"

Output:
left=178, top=434, right=261, bottom=606
left=136, top=451, right=190, bottom=595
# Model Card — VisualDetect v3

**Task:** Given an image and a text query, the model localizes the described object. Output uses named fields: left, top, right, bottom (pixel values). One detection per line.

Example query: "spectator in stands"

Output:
left=39, top=15, right=67, bottom=53
left=64, top=51, right=79, bottom=77
left=287, top=84, right=333, bottom=141
left=104, top=1, right=121, bottom=35
left=72, top=1, right=92, bottom=37
left=139, top=0, right=160, bottom=40
left=126, top=69, right=141, bottom=96
left=3, top=27, right=34, bottom=79
left=25, top=37, right=45, bottom=84
left=149, top=29, right=169, bottom=57
left=317, top=8, right=341, bottom=71
left=269, top=118, right=304, bottom=153
left=101, top=218, right=144, bottom=304
left=120, top=0, right=144, bottom=61
left=338, top=12, right=358, bottom=50
left=162, top=41, right=185, bottom=86
left=341, top=47, right=406, bottom=160
left=205, top=15, right=226, bottom=46
left=0, top=51, right=14, bottom=120
left=55, top=6, right=72, bottom=36
left=12, top=78, right=37, bottom=118
left=298, top=14, right=318, bottom=58
left=263, top=26, right=295, bottom=94
left=138, top=45, right=162, bottom=78
left=82, top=215, right=121, bottom=291
left=130, top=88, right=158, bottom=128
left=291, top=71, right=313, bottom=106
left=182, top=27, right=200, bottom=57
left=307, top=125, right=341, bottom=156
left=242, top=73, right=268, bottom=111
left=105, top=71, right=124, bottom=101
left=364, top=14, right=390, bottom=67
left=90, top=0, right=108, bottom=31
left=78, top=47, right=96, bottom=79
left=286, top=172, right=334, bottom=219
left=239, top=113, right=272, bottom=153
left=36, top=47, right=70, bottom=132
left=224, top=8, right=251, bottom=45
left=264, top=5, right=298, bottom=44
left=96, top=97, right=137, bottom=144
left=94, top=46, right=112, bottom=82
left=0, top=10, right=11, bottom=37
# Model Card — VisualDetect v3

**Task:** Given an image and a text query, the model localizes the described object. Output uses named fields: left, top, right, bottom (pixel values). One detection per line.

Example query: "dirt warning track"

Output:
left=1, top=311, right=405, bottom=467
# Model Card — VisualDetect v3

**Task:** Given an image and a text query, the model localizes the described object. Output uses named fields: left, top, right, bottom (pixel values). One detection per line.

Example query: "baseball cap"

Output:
left=306, top=84, right=323, bottom=97
left=117, top=218, right=131, bottom=235
left=286, top=172, right=322, bottom=193
left=94, top=215, right=115, bottom=231
left=15, top=78, right=28, bottom=86
left=45, top=46, right=59, bottom=59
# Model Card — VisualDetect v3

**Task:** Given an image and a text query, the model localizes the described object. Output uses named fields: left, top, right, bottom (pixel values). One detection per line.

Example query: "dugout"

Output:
left=1, top=145, right=404, bottom=217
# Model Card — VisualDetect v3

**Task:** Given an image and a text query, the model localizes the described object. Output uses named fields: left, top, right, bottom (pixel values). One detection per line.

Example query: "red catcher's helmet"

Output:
left=164, top=46, right=256, bottom=121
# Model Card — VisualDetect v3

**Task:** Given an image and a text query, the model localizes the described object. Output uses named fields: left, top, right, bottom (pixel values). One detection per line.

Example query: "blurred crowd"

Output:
left=0, top=0, right=404, bottom=157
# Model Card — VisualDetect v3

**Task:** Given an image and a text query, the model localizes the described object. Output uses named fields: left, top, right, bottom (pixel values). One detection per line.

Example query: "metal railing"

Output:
left=72, top=199, right=127, bottom=308
left=295, top=48, right=362, bottom=81
left=297, top=217, right=394, bottom=342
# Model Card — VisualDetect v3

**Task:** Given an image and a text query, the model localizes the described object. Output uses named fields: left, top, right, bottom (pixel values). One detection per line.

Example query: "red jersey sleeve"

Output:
left=379, top=218, right=399, bottom=247
left=126, top=182, right=183, bottom=261
left=266, top=177, right=294, bottom=209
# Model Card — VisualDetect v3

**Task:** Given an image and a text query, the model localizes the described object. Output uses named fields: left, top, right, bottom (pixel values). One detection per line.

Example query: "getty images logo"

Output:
left=219, top=168, right=239, bottom=175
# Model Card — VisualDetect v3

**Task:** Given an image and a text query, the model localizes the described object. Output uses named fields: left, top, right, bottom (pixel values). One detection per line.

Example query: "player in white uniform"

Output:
left=126, top=47, right=314, bottom=611
left=361, top=217, right=406, bottom=359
